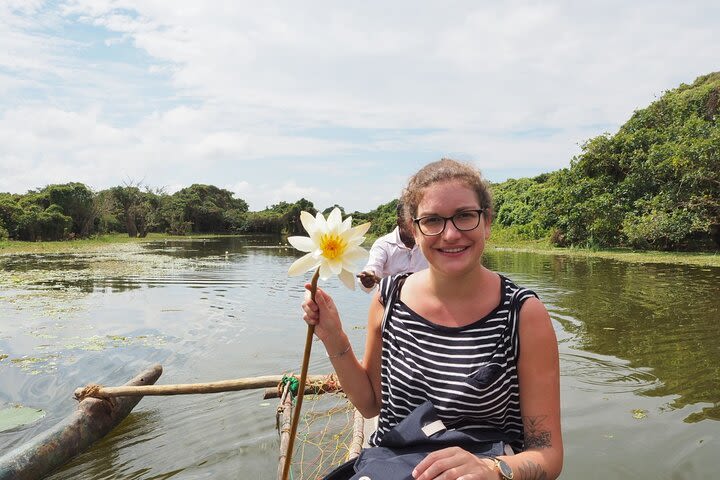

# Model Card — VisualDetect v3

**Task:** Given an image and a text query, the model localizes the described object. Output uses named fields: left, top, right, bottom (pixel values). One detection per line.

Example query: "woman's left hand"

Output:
left=411, top=447, right=497, bottom=479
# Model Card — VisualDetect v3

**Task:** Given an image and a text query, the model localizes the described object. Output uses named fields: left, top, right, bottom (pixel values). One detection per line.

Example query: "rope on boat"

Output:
left=276, top=373, right=341, bottom=402
left=279, top=374, right=300, bottom=398
left=74, top=383, right=116, bottom=411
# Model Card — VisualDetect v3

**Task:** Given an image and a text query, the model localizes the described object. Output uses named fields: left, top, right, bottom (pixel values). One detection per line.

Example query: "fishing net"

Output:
left=293, top=393, right=356, bottom=479
left=276, top=375, right=365, bottom=480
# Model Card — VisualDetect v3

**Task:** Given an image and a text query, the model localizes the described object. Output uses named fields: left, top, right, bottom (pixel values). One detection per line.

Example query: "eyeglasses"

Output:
left=413, top=209, right=484, bottom=236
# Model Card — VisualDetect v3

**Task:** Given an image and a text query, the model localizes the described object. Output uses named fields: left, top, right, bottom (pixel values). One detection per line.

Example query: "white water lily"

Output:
left=287, top=208, right=371, bottom=290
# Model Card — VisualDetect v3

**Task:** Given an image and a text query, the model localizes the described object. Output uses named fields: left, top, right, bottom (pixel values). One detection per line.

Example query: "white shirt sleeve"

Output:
left=359, top=231, right=395, bottom=292
left=363, top=239, right=390, bottom=277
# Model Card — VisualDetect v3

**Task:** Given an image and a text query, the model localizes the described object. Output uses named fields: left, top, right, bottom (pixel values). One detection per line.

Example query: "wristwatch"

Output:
left=490, top=456, right=514, bottom=480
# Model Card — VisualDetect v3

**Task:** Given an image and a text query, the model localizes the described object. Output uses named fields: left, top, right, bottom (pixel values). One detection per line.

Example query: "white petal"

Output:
left=299, top=211, right=317, bottom=234
left=314, top=211, right=328, bottom=232
left=327, top=208, right=342, bottom=229
left=327, top=257, right=343, bottom=275
left=347, top=236, right=367, bottom=248
left=310, top=229, right=323, bottom=245
left=341, top=247, right=369, bottom=270
left=338, top=269, right=356, bottom=290
left=287, top=236, right=316, bottom=252
left=318, top=260, right=333, bottom=280
left=288, top=253, right=320, bottom=276
left=341, top=257, right=368, bottom=274
left=345, top=222, right=371, bottom=240
left=342, top=217, right=352, bottom=230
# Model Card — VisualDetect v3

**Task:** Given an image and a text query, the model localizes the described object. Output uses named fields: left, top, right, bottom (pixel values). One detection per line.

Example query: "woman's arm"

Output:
left=502, top=296, right=563, bottom=479
left=302, top=285, right=384, bottom=418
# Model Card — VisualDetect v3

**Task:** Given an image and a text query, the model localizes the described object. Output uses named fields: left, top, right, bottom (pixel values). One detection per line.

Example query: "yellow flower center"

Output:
left=320, top=233, right=347, bottom=260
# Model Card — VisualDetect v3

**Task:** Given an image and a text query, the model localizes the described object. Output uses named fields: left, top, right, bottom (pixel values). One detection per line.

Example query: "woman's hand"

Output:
left=411, top=447, right=497, bottom=480
left=301, top=284, right=344, bottom=344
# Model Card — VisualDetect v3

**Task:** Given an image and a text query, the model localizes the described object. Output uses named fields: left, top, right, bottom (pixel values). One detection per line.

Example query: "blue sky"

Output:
left=1, top=1, right=718, bottom=212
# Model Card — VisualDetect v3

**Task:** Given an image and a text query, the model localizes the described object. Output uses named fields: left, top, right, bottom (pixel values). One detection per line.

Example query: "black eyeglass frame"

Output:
left=412, top=209, right=485, bottom=236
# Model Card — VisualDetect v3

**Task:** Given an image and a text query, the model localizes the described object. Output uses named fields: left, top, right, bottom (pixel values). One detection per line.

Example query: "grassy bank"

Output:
left=0, top=233, right=176, bottom=255
left=488, top=226, right=720, bottom=268
left=2, top=230, right=718, bottom=268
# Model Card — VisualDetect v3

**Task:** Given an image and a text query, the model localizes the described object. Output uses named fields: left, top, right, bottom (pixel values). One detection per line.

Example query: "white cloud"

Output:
left=0, top=1, right=718, bottom=211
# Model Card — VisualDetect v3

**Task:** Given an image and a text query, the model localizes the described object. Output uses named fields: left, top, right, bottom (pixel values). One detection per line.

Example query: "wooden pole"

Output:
left=347, top=409, right=366, bottom=461
left=281, top=267, right=320, bottom=480
left=73, top=374, right=332, bottom=400
left=276, top=383, right=293, bottom=480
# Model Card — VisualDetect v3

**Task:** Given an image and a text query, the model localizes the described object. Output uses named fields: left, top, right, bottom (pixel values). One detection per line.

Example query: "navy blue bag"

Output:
left=323, top=401, right=507, bottom=480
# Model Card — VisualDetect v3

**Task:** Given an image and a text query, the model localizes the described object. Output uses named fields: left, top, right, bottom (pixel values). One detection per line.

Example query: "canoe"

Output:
left=0, top=364, right=163, bottom=480
left=1, top=367, right=362, bottom=480
left=273, top=377, right=377, bottom=480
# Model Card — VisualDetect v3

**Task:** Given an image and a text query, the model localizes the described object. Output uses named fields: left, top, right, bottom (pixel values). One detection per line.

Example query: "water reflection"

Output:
left=0, top=235, right=295, bottom=295
left=485, top=251, right=720, bottom=422
left=1, top=238, right=718, bottom=479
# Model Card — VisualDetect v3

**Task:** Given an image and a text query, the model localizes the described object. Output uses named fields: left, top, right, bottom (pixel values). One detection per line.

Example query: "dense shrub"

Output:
left=496, top=72, right=720, bottom=250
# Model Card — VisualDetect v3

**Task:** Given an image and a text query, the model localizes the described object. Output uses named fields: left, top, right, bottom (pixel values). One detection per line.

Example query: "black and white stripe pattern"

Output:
left=369, top=273, right=537, bottom=453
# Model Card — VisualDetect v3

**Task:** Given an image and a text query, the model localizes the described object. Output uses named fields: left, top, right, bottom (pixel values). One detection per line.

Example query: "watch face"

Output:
left=498, top=459, right=513, bottom=478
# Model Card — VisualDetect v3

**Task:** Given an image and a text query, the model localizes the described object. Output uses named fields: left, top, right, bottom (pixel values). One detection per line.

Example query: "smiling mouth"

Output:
left=438, top=246, right=468, bottom=254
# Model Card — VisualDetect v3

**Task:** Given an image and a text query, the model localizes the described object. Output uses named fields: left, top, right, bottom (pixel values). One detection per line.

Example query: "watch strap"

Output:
left=489, top=456, right=513, bottom=480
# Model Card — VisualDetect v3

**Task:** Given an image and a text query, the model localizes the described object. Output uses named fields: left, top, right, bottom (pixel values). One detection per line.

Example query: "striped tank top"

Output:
left=368, top=273, right=537, bottom=453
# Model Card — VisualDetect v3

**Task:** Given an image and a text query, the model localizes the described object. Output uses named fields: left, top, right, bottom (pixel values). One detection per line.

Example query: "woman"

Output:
left=302, top=159, right=563, bottom=480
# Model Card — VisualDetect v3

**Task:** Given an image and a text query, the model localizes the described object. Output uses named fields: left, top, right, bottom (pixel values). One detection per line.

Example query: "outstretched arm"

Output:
left=358, top=240, right=389, bottom=291
left=301, top=286, right=384, bottom=417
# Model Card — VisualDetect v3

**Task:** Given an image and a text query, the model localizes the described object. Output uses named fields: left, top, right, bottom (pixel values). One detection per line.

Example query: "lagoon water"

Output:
left=0, top=236, right=718, bottom=479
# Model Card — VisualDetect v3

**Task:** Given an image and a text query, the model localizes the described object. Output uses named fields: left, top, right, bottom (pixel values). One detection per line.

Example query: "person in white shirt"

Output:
left=357, top=202, right=428, bottom=291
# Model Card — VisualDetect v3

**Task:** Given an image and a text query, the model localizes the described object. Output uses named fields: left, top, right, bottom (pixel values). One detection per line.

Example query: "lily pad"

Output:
left=0, top=405, right=46, bottom=432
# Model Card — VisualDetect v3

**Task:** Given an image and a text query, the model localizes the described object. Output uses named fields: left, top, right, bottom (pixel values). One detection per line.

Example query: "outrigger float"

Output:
left=0, top=365, right=364, bottom=480
left=0, top=365, right=163, bottom=480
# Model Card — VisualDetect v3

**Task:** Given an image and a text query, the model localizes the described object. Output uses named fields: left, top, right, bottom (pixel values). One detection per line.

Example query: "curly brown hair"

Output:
left=400, top=158, right=493, bottom=225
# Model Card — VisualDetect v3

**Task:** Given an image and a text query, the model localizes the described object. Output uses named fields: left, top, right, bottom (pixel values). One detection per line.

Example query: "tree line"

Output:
left=492, top=72, right=719, bottom=250
left=1, top=72, right=717, bottom=251
left=0, top=181, right=399, bottom=242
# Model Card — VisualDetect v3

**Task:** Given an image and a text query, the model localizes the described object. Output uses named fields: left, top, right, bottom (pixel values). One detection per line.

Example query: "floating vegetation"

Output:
left=0, top=243, right=181, bottom=377
left=0, top=244, right=209, bottom=293
left=10, top=355, right=61, bottom=375
left=0, top=405, right=46, bottom=432
left=63, top=334, right=166, bottom=352
left=2, top=332, right=167, bottom=375
left=631, top=408, right=648, bottom=420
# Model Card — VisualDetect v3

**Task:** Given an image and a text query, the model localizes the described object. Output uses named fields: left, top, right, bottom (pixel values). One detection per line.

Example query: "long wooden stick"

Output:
left=281, top=267, right=320, bottom=480
left=73, top=374, right=332, bottom=400
left=276, top=383, right=293, bottom=480
left=347, top=409, right=366, bottom=461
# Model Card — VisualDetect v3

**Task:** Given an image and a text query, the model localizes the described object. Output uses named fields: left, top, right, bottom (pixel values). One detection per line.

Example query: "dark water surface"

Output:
left=0, top=237, right=717, bottom=479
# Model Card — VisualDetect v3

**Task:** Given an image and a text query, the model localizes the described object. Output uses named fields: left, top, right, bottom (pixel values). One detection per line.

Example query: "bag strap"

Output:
left=380, top=275, right=406, bottom=332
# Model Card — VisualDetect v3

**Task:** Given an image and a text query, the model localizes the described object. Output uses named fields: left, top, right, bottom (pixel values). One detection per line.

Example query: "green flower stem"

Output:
left=281, top=267, right=320, bottom=480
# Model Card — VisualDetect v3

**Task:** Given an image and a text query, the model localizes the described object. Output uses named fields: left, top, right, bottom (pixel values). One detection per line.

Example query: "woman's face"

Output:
left=413, top=179, right=490, bottom=277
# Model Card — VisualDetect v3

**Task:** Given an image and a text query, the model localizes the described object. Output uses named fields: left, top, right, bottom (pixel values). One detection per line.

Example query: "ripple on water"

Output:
left=561, top=351, right=662, bottom=394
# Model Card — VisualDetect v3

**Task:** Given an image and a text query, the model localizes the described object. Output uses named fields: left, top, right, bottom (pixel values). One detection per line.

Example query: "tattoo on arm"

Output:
left=517, top=460, right=548, bottom=480
left=523, top=415, right=552, bottom=449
